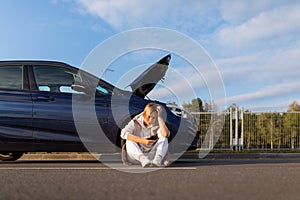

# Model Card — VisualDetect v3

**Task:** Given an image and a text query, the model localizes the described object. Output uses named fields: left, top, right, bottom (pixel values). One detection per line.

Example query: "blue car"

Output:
left=0, top=55, right=198, bottom=161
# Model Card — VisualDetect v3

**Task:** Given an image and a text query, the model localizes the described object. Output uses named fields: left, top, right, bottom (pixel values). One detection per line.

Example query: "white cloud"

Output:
left=65, top=0, right=300, bottom=110
left=217, top=3, right=300, bottom=51
left=72, top=0, right=300, bottom=59
left=73, top=0, right=221, bottom=32
left=149, top=41, right=300, bottom=108
left=71, top=0, right=300, bottom=49
left=216, top=39, right=300, bottom=86
left=226, top=81, right=300, bottom=104
left=219, top=0, right=298, bottom=24
left=74, top=0, right=167, bottom=28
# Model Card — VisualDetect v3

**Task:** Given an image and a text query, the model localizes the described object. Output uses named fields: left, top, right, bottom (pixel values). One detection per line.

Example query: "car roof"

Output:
left=0, top=60, right=74, bottom=67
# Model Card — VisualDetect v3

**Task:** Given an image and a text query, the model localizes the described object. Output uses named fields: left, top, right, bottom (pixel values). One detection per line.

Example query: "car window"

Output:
left=86, top=74, right=113, bottom=96
left=96, top=85, right=112, bottom=96
left=0, top=66, right=23, bottom=89
left=33, top=66, right=85, bottom=94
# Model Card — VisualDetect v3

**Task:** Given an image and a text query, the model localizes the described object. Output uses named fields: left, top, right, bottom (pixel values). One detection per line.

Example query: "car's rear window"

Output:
left=0, top=66, right=23, bottom=89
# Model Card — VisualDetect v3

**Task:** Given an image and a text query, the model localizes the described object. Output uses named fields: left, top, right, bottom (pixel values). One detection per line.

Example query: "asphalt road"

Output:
left=1, top=159, right=300, bottom=200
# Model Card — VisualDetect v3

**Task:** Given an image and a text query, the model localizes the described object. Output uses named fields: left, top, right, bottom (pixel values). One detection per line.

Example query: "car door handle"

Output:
left=33, top=96, right=55, bottom=102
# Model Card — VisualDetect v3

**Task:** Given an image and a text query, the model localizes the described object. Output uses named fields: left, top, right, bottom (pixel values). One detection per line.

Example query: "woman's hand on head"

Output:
left=156, top=106, right=163, bottom=117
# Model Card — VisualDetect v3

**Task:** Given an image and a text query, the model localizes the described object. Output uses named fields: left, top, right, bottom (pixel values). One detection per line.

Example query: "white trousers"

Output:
left=126, top=137, right=168, bottom=164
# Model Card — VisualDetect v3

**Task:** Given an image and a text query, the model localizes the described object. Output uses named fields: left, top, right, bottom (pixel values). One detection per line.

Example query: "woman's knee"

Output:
left=158, top=137, right=167, bottom=142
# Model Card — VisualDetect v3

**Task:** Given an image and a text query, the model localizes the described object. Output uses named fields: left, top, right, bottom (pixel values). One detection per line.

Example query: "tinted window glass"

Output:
left=33, top=66, right=84, bottom=94
left=96, top=85, right=112, bottom=96
left=0, top=66, right=23, bottom=89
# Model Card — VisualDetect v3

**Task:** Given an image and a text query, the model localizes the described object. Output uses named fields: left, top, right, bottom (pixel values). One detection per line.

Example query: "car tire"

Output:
left=0, top=152, right=24, bottom=161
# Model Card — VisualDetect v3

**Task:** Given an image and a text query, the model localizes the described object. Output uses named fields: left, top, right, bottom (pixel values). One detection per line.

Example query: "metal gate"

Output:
left=192, top=108, right=300, bottom=150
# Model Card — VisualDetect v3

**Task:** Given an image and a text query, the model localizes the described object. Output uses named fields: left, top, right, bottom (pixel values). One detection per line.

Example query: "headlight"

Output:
left=166, top=105, right=196, bottom=123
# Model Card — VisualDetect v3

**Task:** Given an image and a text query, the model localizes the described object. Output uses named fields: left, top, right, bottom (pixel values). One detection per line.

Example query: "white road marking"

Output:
left=0, top=167, right=196, bottom=170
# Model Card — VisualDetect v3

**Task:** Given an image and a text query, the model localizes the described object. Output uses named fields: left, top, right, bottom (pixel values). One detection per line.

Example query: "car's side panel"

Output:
left=29, top=64, right=115, bottom=152
left=32, top=91, right=80, bottom=142
left=0, top=89, right=33, bottom=142
left=0, top=65, right=33, bottom=149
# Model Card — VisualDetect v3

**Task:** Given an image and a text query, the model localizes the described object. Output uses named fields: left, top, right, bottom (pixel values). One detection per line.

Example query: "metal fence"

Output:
left=192, top=110, right=300, bottom=150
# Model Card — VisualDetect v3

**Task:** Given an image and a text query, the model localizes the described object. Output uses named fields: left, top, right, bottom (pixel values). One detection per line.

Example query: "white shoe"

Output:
left=152, top=157, right=162, bottom=167
left=163, top=159, right=170, bottom=167
left=140, top=156, right=151, bottom=168
left=162, top=151, right=170, bottom=167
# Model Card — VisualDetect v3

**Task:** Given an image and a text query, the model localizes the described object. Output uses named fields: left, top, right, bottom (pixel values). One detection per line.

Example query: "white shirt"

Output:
left=120, top=114, right=167, bottom=153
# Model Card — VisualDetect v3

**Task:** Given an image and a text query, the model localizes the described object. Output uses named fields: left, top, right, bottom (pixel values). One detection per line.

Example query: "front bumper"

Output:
left=169, top=117, right=199, bottom=153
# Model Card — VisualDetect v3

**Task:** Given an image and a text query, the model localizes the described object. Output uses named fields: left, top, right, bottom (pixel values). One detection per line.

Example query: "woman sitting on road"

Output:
left=120, top=102, right=169, bottom=167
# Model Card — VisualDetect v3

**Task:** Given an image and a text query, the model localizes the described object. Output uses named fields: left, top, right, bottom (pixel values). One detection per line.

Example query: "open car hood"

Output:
left=129, top=54, right=171, bottom=98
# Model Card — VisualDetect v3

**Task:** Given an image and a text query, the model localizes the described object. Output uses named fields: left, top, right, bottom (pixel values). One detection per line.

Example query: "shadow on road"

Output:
left=171, top=158, right=300, bottom=167
left=1, top=158, right=300, bottom=169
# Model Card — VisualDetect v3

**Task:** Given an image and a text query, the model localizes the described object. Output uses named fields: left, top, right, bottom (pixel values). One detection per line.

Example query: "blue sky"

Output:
left=1, top=0, right=300, bottom=111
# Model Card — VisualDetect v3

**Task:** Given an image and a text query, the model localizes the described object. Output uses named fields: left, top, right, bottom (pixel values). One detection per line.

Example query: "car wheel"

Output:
left=0, top=152, right=24, bottom=161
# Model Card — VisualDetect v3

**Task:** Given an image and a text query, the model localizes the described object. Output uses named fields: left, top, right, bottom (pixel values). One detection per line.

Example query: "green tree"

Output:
left=182, top=97, right=204, bottom=112
left=182, top=98, right=212, bottom=148
left=283, top=112, right=300, bottom=149
left=243, top=111, right=258, bottom=149
left=268, top=113, right=282, bottom=149
left=257, top=113, right=270, bottom=149
left=283, top=101, right=300, bottom=149
left=288, top=101, right=300, bottom=112
left=167, top=101, right=178, bottom=106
